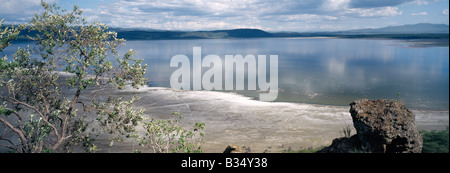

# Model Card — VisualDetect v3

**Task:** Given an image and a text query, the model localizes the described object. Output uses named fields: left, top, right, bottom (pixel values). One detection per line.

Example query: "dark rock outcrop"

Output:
left=318, top=99, right=423, bottom=153
left=223, top=145, right=244, bottom=153
left=318, top=135, right=363, bottom=153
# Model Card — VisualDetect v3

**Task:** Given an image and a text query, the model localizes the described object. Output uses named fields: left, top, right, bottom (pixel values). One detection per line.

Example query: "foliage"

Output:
left=340, top=124, right=353, bottom=138
left=1, top=1, right=205, bottom=153
left=0, top=19, right=20, bottom=52
left=138, top=111, right=205, bottom=153
left=0, top=1, right=148, bottom=153
left=94, top=96, right=144, bottom=146
left=420, top=128, right=449, bottom=153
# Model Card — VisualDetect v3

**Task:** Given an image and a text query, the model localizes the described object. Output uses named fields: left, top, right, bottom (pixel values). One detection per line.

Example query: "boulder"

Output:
left=223, top=145, right=244, bottom=153
left=318, top=99, right=423, bottom=153
left=317, top=135, right=362, bottom=153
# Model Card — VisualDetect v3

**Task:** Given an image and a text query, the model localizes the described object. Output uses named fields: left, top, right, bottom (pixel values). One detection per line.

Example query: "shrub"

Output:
left=420, top=127, right=449, bottom=153
left=1, top=1, right=205, bottom=153
left=138, top=112, right=205, bottom=153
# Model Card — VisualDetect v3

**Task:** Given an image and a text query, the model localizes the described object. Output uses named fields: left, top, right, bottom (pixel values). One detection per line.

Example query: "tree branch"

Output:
left=0, top=117, right=27, bottom=148
left=76, top=101, right=101, bottom=112
left=55, top=88, right=81, bottom=151
left=3, top=107, right=23, bottom=121
left=0, top=144, right=19, bottom=153
left=39, top=90, right=50, bottom=118
left=0, top=95, right=61, bottom=141
left=2, top=95, right=46, bottom=120
left=0, top=137, right=18, bottom=151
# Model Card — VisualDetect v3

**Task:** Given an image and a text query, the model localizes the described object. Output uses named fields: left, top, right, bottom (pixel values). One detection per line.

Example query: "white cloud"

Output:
left=0, top=0, right=41, bottom=14
left=0, top=0, right=42, bottom=23
left=0, top=0, right=441, bottom=31
left=80, top=0, right=265, bottom=30
left=407, top=0, right=429, bottom=6
left=90, top=0, right=405, bottom=31
left=347, top=6, right=403, bottom=17
left=410, top=11, right=428, bottom=15
left=0, top=0, right=60, bottom=24
left=443, top=9, right=449, bottom=15
left=322, top=0, right=350, bottom=11
left=275, top=14, right=338, bottom=22
left=349, top=0, right=414, bottom=8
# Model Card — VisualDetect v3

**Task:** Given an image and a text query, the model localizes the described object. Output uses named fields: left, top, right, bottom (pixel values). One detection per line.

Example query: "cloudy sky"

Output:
left=1, top=0, right=449, bottom=31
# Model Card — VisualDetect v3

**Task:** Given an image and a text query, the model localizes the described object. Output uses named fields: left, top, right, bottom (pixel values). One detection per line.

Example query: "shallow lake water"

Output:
left=4, top=38, right=449, bottom=110
left=124, top=38, right=448, bottom=110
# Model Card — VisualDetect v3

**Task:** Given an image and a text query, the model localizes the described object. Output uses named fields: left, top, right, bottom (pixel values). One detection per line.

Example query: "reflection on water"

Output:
left=3, top=38, right=449, bottom=109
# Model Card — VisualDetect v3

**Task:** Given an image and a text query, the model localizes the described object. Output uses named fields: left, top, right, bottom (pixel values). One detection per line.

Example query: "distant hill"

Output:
left=114, top=23, right=448, bottom=40
left=115, top=28, right=273, bottom=40
left=340, top=23, right=449, bottom=34
left=210, top=29, right=272, bottom=38
left=4, top=23, right=448, bottom=41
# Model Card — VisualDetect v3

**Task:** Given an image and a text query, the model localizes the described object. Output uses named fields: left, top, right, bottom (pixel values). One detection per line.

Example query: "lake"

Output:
left=3, top=38, right=449, bottom=110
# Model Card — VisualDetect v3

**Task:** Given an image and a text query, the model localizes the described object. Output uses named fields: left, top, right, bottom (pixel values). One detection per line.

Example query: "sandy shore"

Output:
left=80, top=85, right=448, bottom=153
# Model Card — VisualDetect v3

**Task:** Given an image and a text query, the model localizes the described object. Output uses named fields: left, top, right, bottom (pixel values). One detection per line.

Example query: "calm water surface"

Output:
left=4, top=38, right=449, bottom=110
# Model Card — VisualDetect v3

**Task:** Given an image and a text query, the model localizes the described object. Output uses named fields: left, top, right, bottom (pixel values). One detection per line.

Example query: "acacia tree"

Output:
left=0, top=2, right=147, bottom=153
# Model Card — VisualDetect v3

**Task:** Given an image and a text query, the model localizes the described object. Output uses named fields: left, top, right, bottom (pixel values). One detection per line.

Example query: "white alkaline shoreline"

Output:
left=80, top=84, right=448, bottom=153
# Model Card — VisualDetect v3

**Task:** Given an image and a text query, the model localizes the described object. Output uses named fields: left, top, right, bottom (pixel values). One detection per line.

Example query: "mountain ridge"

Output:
left=340, top=23, right=449, bottom=34
left=114, top=23, right=449, bottom=40
left=4, top=23, right=449, bottom=41
left=110, top=23, right=450, bottom=35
